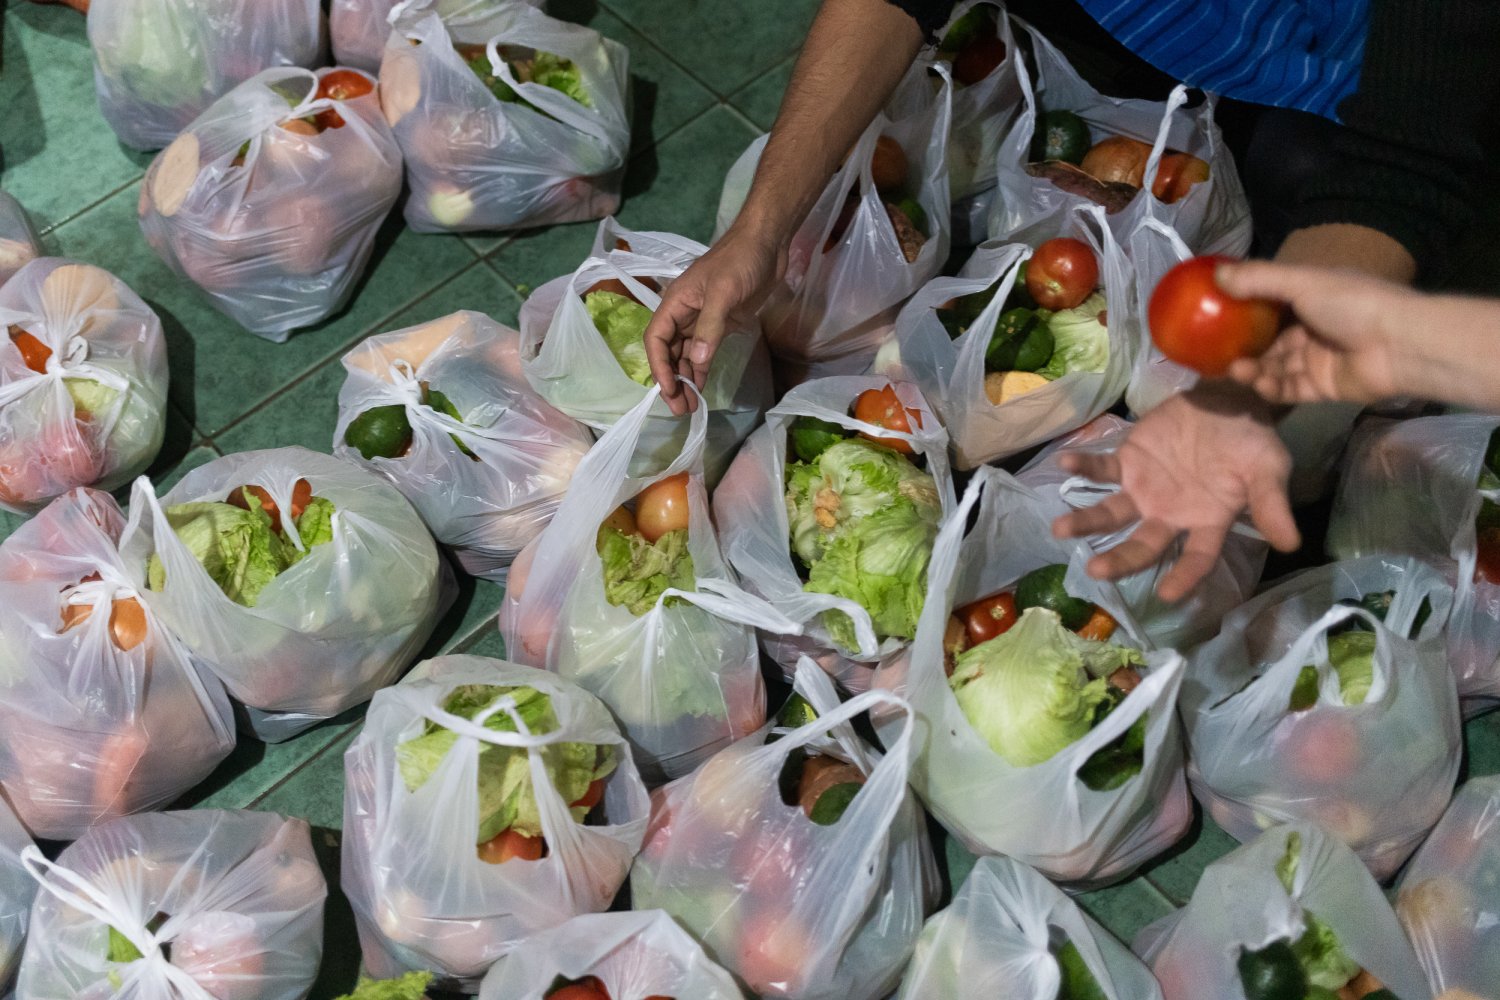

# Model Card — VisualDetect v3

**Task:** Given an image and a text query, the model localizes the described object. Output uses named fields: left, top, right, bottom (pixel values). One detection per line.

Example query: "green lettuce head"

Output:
left=529, top=51, right=591, bottom=107
left=1037, top=291, right=1109, bottom=380
left=1274, top=832, right=1363, bottom=990
left=949, top=607, right=1143, bottom=767
left=785, top=438, right=940, bottom=566
left=333, top=972, right=433, bottom=1000
left=1325, top=631, right=1376, bottom=706
left=598, top=526, right=696, bottom=616
left=807, top=499, right=939, bottom=650
left=585, top=290, right=653, bottom=385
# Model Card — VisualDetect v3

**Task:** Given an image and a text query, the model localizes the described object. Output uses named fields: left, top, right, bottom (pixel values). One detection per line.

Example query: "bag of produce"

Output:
left=333, top=0, right=544, bottom=72
left=632, top=658, right=938, bottom=1000
left=896, top=854, right=1163, bottom=999
left=87, top=0, right=322, bottom=151
left=1395, top=775, right=1500, bottom=999
left=335, top=309, right=593, bottom=580
left=0, top=258, right=168, bottom=515
left=1016, top=415, right=1268, bottom=649
left=873, top=466, right=1191, bottom=885
left=712, top=376, right=955, bottom=693
left=477, top=910, right=745, bottom=999
left=876, top=204, right=1134, bottom=467
left=342, top=655, right=650, bottom=991
left=16, top=809, right=326, bottom=1000
left=120, top=446, right=450, bottom=741
left=1328, top=414, right=1500, bottom=712
left=518, top=223, right=772, bottom=484
left=139, top=66, right=403, bottom=340
left=0, top=193, right=42, bottom=288
left=1122, top=215, right=1198, bottom=414
left=715, top=62, right=952, bottom=382
left=0, top=489, right=235, bottom=841
left=500, top=384, right=799, bottom=784
left=1181, top=555, right=1461, bottom=880
left=381, top=0, right=630, bottom=232
left=1135, top=823, right=1432, bottom=1000
left=0, top=797, right=34, bottom=994
left=988, top=21, right=1249, bottom=255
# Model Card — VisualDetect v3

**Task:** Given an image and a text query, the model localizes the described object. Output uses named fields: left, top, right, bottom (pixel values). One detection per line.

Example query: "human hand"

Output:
left=644, top=223, right=786, bottom=415
left=1051, top=385, right=1301, bottom=601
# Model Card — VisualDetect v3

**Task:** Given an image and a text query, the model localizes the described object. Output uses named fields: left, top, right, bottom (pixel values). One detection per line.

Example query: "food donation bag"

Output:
left=333, top=0, right=545, bottom=71
left=0, top=797, right=34, bottom=994
left=1122, top=215, right=1197, bottom=414
left=0, top=193, right=42, bottom=288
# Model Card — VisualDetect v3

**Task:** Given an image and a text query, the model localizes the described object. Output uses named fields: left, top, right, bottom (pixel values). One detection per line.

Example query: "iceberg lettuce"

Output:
left=1037, top=292, right=1109, bottom=380
left=585, top=290, right=653, bottom=385
left=597, top=526, right=695, bottom=616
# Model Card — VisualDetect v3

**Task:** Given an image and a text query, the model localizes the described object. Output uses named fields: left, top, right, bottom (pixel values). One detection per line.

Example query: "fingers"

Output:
left=1087, top=519, right=1178, bottom=581
left=686, top=293, right=731, bottom=391
left=1157, top=521, right=1230, bottom=602
left=1247, top=476, right=1301, bottom=553
left=1214, top=259, right=1328, bottom=308
left=1056, top=450, right=1122, bottom=486
left=1053, top=491, right=1138, bottom=540
left=644, top=295, right=695, bottom=416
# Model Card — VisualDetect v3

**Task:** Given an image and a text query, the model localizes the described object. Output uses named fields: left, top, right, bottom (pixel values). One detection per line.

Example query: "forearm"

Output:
left=1390, top=293, right=1500, bottom=413
left=1274, top=224, right=1415, bottom=285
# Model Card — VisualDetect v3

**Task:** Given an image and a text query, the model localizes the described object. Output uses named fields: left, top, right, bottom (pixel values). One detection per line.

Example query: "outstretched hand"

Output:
left=1052, top=386, right=1301, bottom=601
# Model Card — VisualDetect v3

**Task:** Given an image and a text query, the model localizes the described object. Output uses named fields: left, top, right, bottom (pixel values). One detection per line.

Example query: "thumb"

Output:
left=1214, top=259, right=1323, bottom=310
left=685, top=293, right=732, bottom=389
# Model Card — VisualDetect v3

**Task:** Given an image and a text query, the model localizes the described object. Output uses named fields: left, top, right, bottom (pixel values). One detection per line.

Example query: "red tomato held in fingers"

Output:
left=8, top=325, right=52, bottom=373
left=957, top=591, right=1017, bottom=646
left=477, top=828, right=546, bottom=865
left=636, top=472, right=690, bottom=542
left=852, top=384, right=924, bottom=454
left=1149, top=255, right=1280, bottom=377
left=1025, top=238, right=1098, bottom=310
left=1151, top=151, right=1210, bottom=204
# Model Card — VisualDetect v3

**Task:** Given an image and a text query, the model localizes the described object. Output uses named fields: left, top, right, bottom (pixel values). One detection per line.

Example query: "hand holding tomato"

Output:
left=1149, top=255, right=1280, bottom=377
left=1025, top=238, right=1098, bottom=310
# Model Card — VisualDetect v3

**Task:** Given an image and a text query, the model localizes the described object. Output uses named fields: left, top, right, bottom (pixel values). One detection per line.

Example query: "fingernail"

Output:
left=689, top=341, right=712, bottom=365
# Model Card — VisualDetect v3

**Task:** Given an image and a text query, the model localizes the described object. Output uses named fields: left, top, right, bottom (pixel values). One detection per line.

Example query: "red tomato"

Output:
left=581, top=275, right=659, bottom=301
left=870, top=135, right=908, bottom=194
left=852, top=384, right=924, bottom=454
left=600, top=505, right=637, bottom=537
left=636, top=472, right=690, bottom=543
left=1025, top=238, right=1098, bottom=310
left=957, top=592, right=1017, bottom=646
left=571, top=777, right=607, bottom=811
left=477, top=828, right=546, bottom=865
left=313, top=69, right=375, bottom=130
left=1149, top=256, right=1281, bottom=377
left=546, top=978, right=611, bottom=1000
left=823, top=192, right=859, bottom=253
left=227, top=478, right=313, bottom=532
left=1079, top=135, right=1152, bottom=189
left=1151, top=151, right=1210, bottom=204
left=8, top=325, right=52, bottom=373
left=1476, top=527, right=1500, bottom=584
left=953, top=33, right=1006, bottom=86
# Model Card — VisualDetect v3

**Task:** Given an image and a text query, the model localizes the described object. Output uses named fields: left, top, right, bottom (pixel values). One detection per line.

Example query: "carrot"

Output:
left=1076, top=606, right=1117, bottom=642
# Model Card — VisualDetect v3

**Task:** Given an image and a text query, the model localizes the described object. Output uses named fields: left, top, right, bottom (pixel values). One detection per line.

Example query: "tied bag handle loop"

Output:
left=1257, top=603, right=1383, bottom=708
left=651, top=577, right=804, bottom=635
left=1140, top=84, right=1191, bottom=198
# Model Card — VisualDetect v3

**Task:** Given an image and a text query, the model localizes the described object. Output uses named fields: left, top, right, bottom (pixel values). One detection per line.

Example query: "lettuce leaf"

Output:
left=293, top=496, right=337, bottom=553
left=1326, top=631, right=1375, bottom=706
left=807, top=498, right=937, bottom=649
left=65, top=378, right=120, bottom=421
left=598, top=526, right=695, bottom=616
left=785, top=439, right=940, bottom=566
left=529, top=51, right=591, bottom=107
left=333, top=972, right=432, bottom=1000
left=1036, top=292, right=1109, bottom=380
left=585, top=290, right=653, bottom=385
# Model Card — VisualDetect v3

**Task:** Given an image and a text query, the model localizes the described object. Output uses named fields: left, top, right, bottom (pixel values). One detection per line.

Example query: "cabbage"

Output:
left=585, top=290, right=653, bottom=385
left=1274, top=832, right=1363, bottom=990
left=597, top=526, right=695, bottom=616
left=95, top=7, right=207, bottom=109
left=529, top=51, right=591, bottom=107
left=785, top=439, right=940, bottom=566
left=1036, top=291, right=1108, bottom=380
left=1325, top=631, right=1375, bottom=705
left=65, top=378, right=120, bottom=421
left=333, top=972, right=433, bottom=1000
left=948, top=607, right=1144, bottom=767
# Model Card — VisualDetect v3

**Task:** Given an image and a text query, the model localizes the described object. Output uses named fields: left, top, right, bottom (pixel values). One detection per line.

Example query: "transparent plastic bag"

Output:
left=871, top=466, right=1190, bottom=886
left=1328, top=414, right=1500, bottom=711
left=334, top=309, right=594, bottom=580
left=17, top=809, right=326, bottom=1000
left=87, top=0, right=323, bottom=151
left=499, top=384, right=800, bottom=784
left=1135, top=823, right=1432, bottom=1000
left=1395, top=775, right=1500, bottom=998
left=477, top=909, right=746, bottom=999
left=341, top=655, right=651, bottom=991
left=0, top=489, right=235, bottom=841
left=518, top=222, right=772, bottom=484
left=1180, top=556, right=1462, bottom=880
left=631, top=658, right=938, bottom=1000
left=0, top=257, right=168, bottom=515
left=382, top=0, right=631, bottom=232
left=139, top=66, right=403, bottom=340
left=0, top=797, right=34, bottom=995
left=896, top=855, right=1163, bottom=999
left=0, top=194, right=42, bottom=289
left=332, top=0, right=543, bottom=71
left=1122, top=216, right=1197, bottom=414
left=119, top=446, right=450, bottom=742
left=711, top=375, right=955, bottom=693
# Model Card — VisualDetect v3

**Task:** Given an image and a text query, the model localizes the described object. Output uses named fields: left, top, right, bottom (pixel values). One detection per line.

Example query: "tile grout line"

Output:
left=243, top=725, right=358, bottom=811
left=34, top=171, right=147, bottom=240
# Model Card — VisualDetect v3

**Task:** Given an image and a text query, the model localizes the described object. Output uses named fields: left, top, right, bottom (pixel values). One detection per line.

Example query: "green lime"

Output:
left=1030, top=109, right=1090, bottom=165
left=344, top=404, right=413, bottom=461
left=1014, top=563, right=1093, bottom=630
left=424, top=387, right=478, bottom=460
left=808, top=781, right=861, bottom=825
left=985, top=310, right=1054, bottom=372
left=1236, top=940, right=1307, bottom=1000
left=893, top=196, right=927, bottom=237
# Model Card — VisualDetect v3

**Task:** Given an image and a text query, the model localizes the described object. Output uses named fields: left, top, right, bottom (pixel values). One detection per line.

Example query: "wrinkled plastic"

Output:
left=1135, top=823, right=1432, bottom=1000
left=332, top=0, right=544, bottom=71
left=875, top=205, right=1135, bottom=468
left=139, top=66, right=403, bottom=340
left=0, top=797, right=33, bottom=995
left=335, top=310, right=594, bottom=579
left=383, top=0, right=631, bottom=232
left=712, top=375, right=955, bottom=693
left=17, top=809, right=326, bottom=1000
left=87, top=0, right=322, bottom=151
left=1180, top=556, right=1461, bottom=880
left=0, top=194, right=42, bottom=288
left=896, top=855, right=1163, bottom=999
left=631, top=658, right=938, bottom=1000
left=1328, top=414, right=1500, bottom=711
left=119, top=447, right=450, bottom=741
left=342, top=655, right=651, bottom=992
left=478, top=909, right=746, bottom=999
left=0, top=489, right=235, bottom=841
left=0, top=257, right=168, bottom=515
left=872, top=467, right=1190, bottom=886
left=1121, top=216, right=1198, bottom=414
left=500, top=385, right=799, bottom=784
left=519, top=221, right=772, bottom=484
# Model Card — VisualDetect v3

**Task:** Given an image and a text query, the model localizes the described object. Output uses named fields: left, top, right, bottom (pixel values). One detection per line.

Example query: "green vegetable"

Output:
left=777, top=693, right=818, bottom=728
left=785, top=439, right=940, bottom=567
left=893, top=196, right=927, bottom=237
left=1030, top=109, right=1091, bottom=165
left=807, top=498, right=941, bottom=650
left=1290, top=912, right=1362, bottom=991
left=107, top=926, right=143, bottom=964
left=1238, top=939, right=1307, bottom=1000
left=65, top=378, right=119, bottom=420
left=788, top=416, right=849, bottom=464
left=1290, top=631, right=1375, bottom=711
left=345, top=404, right=413, bottom=461
left=1076, top=712, right=1146, bottom=791
left=396, top=684, right=615, bottom=842
left=1054, top=938, right=1109, bottom=1000
left=584, top=290, right=653, bottom=386
left=1288, top=665, right=1320, bottom=712
left=984, top=308, right=1055, bottom=373
left=96, top=14, right=209, bottom=109
left=424, top=387, right=478, bottom=460
left=808, top=782, right=861, bottom=825
left=949, top=607, right=1144, bottom=767
left=1014, top=564, right=1094, bottom=631
left=333, top=972, right=433, bottom=1000
left=528, top=51, right=591, bottom=107
left=597, top=526, right=695, bottom=616
left=939, top=3, right=994, bottom=52
left=937, top=284, right=997, bottom=340
left=465, top=51, right=520, bottom=103
left=295, top=497, right=337, bottom=551
left=1333, top=590, right=1431, bottom=639
left=1036, top=292, right=1109, bottom=380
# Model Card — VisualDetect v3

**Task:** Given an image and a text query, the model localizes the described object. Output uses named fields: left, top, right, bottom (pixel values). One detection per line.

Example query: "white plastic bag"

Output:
left=876, top=203, right=1135, bottom=468
left=1016, top=415, right=1267, bottom=649
left=477, top=909, right=746, bottom=999
left=1135, top=823, right=1432, bottom=1000
left=519, top=223, right=772, bottom=484
left=631, top=658, right=938, bottom=1000
left=332, top=0, right=543, bottom=71
left=382, top=0, right=631, bottom=232
left=1328, top=414, right=1500, bottom=711
left=334, top=310, right=594, bottom=580
left=1122, top=216, right=1198, bottom=414
left=87, top=0, right=323, bottom=151
left=0, top=194, right=42, bottom=289
left=0, top=797, right=33, bottom=995
left=119, top=446, right=450, bottom=742
left=0, top=488, right=235, bottom=841
left=139, top=66, right=403, bottom=340
left=871, top=466, right=1190, bottom=886
left=1180, top=556, right=1462, bottom=880
left=500, top=385, right=800, bottom=784
left=1395, top=775, right=1500, bottom=998
left=17, top=809, right=326, bottom=1000
left=896, top=855, right=1163, bottom=999
left=342, top=655, right=650, bottom=991
left=712, top=375, right=955, bottom=693
left=0, top=258, right=168, bottom=516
